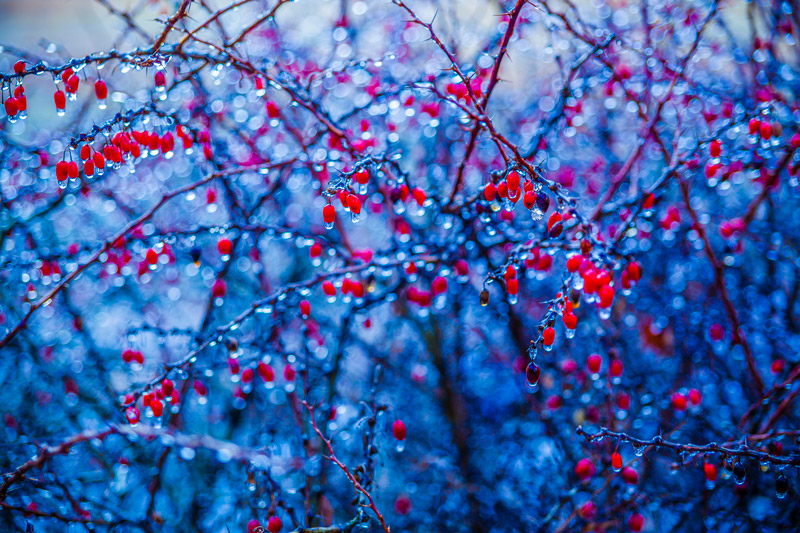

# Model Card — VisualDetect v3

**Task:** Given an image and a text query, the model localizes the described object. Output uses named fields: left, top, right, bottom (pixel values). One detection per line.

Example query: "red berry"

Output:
left=125, top=407, right=140, bottom=424
left=525, top=362, right=540, bottom=386
left=66, top=75, right=79, bottom=93
left=709, top=139, right=722, bottom=158
left=193, top=380, right=208, bottom=396
left=55, top=161, right=69, bottom=181
left=13, top=61, right=25, bottom=74
left=610, top=359, right=623, bottom=377
left=627, top=261, right=643, bottom=282
left=393, top=419, right=406, bottom=440
left=347, top=194, right=362, bottom=214
left=547, top=212, right=562, bottom=232
left=354, top=169, right=369, bottom=184
left=542, top=327, right=555, bottom=346
left=523, top=191, right=537, bottom=209
left=579, top=500, right=597, bottom=519
left=671, top=392, right=688, bottom=411
left=484, top=182, right=497, bottom=201
left=497, top=181, right=508, bottom=199
left=504, top=265, right=517, bottom=280
left=688, top=388, right=702, bottom=406
left=566, top=255, right=583, bottom=272
left=323, top=204, right=336, bottom=224
left=709, top=323, right=724, bottom=341
left=154, top=70, right=166, bottom=87
left=95, top=79, right=108, bottom=99
left=394, top=495, right=411, bottom=515
left=217, top=238, right=233, bottom=256
left=4, top=97, right=19, bottom=116
left=506, top=170, right=520, bottom=191
left=93, top=152, right=105, bottom=170
left=247, top=519, right=261, bottom=533
left=267, top=516, right=282, bottom=533
left=507, top=278, right=519, bottom=295
left=575, top=458, right=596, bottom=480
left=587, top=354, right=602, bottom=374
left=431, top=276, right=448, bottom=295
left=599, top=285, right=615, bottom=308
left=616, top=392, right=631, bottom=410
left=628, top=513, right=645, bottom=532
left=621, top=466, right=639, bottom=484
left=454, top=260, right=469, bottom=281
left=612, top=451, right=623, bottom=471
left=563, top=313, right=577, bottom=330
left=54, top=90, right=66, bottom=110
left=146, top=249, right=159, bottom=265
left=212, top=279, right=227, bottom=298
left=299, top=300, right=311, bottom=317
left=322, top=280, right=337, bottom=297
left=257, top=362, right=275, bottom=382
left=412, top=187, right=426, bottom=206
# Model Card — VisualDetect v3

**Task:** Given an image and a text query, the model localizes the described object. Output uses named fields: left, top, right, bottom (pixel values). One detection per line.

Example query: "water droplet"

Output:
left=733, top=462, right=746, bottom=485
left=776, top=473, right=789, bottom=499
left=526, top=362, right=540, bottom=388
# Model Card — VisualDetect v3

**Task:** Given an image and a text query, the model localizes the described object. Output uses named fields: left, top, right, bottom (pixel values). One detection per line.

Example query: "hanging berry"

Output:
left=322, top=280, right=337, bottom=300
left=267, top=516, right=282, bottom=533
left=323, top=204, right=336, bottom=229
left=54, top=90, right=66, bottom=115
left=154, top=70, right=167, bottom=92
left=525, top=362, right=540, bottom=387
left=4, top=97, right=19, bottom=121
left=347, top=194, right=362, bottom=222
left=542, top=327, right=555, bottom=350
left=94, top=79, right=108, bottom=108
left=431, top=276, right=448, bottom=296
left=393, top=419, right=406, bottom=440
left=258, top=362, right=275, bottom=383
left=587, top=354, right=602, bottom=375
left=621, top=467, right=639, bottom=484
left=299, top=299, right=311, bottom=319
left=628, top=513, right=645, bottom=532
left=612, top=452, right=623, bottom=472
left=217, top=238, right=233, bottom=258
left=709, top=139, right=722, bottom=158
left=575, top=458, right=596, bottom=480
left=567, top=255, right=583, bottom=273
left=484, top=182, right=497, bottom=202
left=212, top=279, right=227, bottom=299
